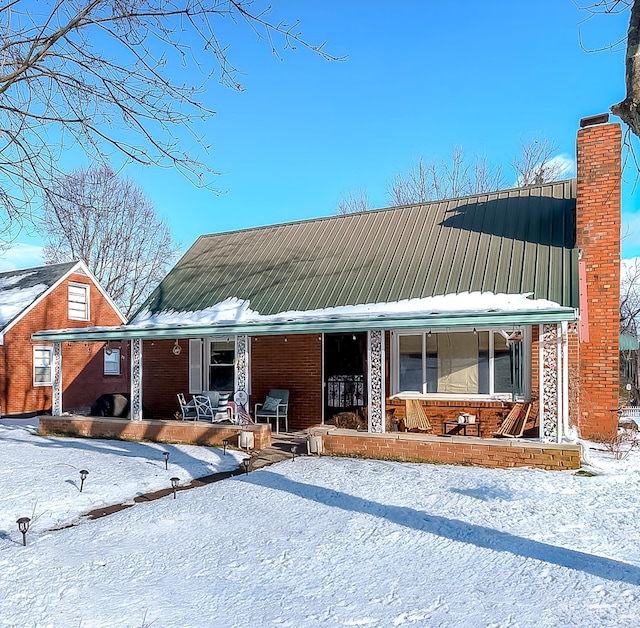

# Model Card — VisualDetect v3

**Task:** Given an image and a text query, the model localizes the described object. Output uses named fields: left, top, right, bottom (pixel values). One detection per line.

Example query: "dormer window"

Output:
left=68, top=283, right=90, bottom=320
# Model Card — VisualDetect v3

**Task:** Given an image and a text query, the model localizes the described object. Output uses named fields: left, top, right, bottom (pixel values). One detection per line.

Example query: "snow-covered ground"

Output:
left=1, top=418, right=640, bottom=627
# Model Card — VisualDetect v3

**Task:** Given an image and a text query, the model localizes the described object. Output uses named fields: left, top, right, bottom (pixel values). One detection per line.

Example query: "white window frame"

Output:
left=68, top=282, right=90, bottom=321
left=104, top=348, right=121, bottom=376
left=33, top=345, right=53, bottom=386
left=390, top=327, right=531, bottom=402
left=206, top=337, right=236, bottom=393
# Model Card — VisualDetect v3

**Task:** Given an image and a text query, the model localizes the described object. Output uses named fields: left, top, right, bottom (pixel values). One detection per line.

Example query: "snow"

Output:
left=130, top=292, right=574, bottom=328
left=2, top=418, right=640, bottom=627
left=0, top=281, right=48, bottom=329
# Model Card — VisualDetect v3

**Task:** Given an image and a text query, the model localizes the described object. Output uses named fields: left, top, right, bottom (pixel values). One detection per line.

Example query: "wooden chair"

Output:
left=405, top=399, right=433, bottom=432
left=493, top=403, right=531, bottom=438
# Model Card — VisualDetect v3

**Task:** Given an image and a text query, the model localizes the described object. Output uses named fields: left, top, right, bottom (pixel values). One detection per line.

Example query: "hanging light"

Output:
left=172, top=340, right=181, bottom=355
left=105, top=341, right=113, bottom=356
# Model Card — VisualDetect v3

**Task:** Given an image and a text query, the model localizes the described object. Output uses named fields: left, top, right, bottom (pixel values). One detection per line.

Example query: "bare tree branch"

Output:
left=41, top=163, right=179, bottom=317
left=335, top=189, right=371, bottom=215
left=0, top=1, right=339, bottom=243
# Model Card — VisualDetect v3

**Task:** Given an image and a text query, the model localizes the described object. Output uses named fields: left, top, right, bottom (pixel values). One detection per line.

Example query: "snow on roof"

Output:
left=129, top=292, right=572, bottom=328
left=0, top=283, right=49, bottom=329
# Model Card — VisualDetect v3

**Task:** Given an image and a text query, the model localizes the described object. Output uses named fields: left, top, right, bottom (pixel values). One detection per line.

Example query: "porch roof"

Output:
left=33, top=302, right=576, bottom=342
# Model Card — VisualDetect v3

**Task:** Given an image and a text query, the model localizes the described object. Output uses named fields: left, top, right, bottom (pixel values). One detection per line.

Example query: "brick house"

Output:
left=0, top=261, right=126, bottom=416
left=34, top=115, right=621, bottom=444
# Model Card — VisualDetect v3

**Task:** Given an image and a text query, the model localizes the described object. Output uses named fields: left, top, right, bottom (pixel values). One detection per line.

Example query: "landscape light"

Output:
left=163, top=451, right=170, bottom=470
left=291, top=445, right=297, bottom=461
left=170, top=477, right=180, bottom=499
left=242, top=458, right=250, bottom=475
left=79, top=469, right=89, bottom=492
left=222, top=439, right=229, bottom=455
left=16, top=517, right=30, bottom=546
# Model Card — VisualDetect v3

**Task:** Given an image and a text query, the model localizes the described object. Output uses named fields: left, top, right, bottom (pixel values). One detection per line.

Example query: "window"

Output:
left=394, top=329, right=527, bottom=399
left=104, top=348, right=121, bottom=375
left=68, top=283, right=90, bottom=320
left=33, top=346, right=53, bottom=386
left=208, top=340, right=235, bottom=392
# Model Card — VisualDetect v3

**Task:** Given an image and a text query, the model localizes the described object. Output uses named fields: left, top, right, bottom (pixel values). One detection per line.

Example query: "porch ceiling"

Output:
left=33, top=307, right=576, bottom=342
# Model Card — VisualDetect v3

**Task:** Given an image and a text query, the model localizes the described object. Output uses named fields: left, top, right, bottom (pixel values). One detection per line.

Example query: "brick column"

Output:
left=575, top=118, right=622, bottom=439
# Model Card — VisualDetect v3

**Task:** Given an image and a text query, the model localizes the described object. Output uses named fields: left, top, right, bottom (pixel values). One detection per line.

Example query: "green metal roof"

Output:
left=137, top=179, right=578, bottom=319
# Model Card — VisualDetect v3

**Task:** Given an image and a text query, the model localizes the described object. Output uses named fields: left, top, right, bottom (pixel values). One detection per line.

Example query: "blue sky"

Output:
left=1, top=1, right=638, bottom=270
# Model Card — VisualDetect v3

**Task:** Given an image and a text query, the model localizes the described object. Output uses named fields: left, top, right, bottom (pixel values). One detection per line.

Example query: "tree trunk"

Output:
left=612, top=1, right=640, bottom=137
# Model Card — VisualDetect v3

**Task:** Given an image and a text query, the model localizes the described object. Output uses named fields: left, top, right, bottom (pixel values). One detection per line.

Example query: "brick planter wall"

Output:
left=312, top=428, right=581, bottom=470
left=39, top=416, right=272, bottom=450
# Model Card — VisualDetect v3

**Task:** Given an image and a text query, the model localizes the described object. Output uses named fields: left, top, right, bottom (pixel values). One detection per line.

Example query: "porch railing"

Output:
left=327, top=375, right=365, bottom=408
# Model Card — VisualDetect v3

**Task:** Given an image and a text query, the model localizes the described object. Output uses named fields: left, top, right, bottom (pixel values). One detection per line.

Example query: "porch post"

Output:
left=235, top=334, right=249, bottom=400
left=367, top=330, right=385, bottom=433
left=51, top=342, right=62, bottom=416
left=130, top=338, right=143, bottom=421
left=539, top=324, right=561, bottom=442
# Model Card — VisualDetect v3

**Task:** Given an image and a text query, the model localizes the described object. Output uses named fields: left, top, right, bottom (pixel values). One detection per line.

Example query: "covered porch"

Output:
left=33, top=296, right=578, bottom=450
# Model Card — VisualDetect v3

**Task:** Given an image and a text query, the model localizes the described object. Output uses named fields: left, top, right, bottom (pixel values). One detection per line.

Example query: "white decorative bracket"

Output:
left=235, top=334, right=249, bottom=399
left=130, top=338, right=143, bottom=421
left=540, top=324, right=567, bottom=442
left=52, top=342, right=62, bottom=416
left=367, top=330, right=385, bottom=433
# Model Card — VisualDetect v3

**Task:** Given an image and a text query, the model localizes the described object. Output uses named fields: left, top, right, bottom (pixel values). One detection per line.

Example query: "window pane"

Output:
left=477, top=331, right=489, bottom=394
left=494, top=332, right=515, bottom=394
left=104, top=349, right=121, bottom=375
left=399, top=335, right=423, bottom=392
left=210, top=341, right=234, bottom=365
left=437, top=332, right=479, bottom=394
left=209, top=365, right=234, bottom=391
left=34, top=348, right=52, bottom=384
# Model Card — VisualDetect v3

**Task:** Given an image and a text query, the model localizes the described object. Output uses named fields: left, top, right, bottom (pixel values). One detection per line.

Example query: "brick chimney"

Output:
left=575, top=115, right=622, bottom=439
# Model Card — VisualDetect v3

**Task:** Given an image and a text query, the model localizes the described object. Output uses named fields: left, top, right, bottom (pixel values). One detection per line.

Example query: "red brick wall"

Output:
left=0, top=272, right=124, bottom=415
left=251, top=334, right=322, bottom=430
left=575, top=121, right=622, bottom=439
left=39, top=415, right=272, bottom=450
left=318, top=429, right=581, bottom=470
left=142, top=339, right=190, bottom=419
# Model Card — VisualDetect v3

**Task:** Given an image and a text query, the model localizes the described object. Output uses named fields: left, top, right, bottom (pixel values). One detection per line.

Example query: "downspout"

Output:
left=561, top=321, right=571, bottom=441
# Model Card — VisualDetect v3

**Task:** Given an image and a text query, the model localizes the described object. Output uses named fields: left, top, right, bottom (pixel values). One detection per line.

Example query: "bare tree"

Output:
left=42, top=164, right=179, bottom=317
left=0, top=1, right=336, bottom=243
left=387, top=147, right=507, bottom=206
left=513, top=137, right=572, bottom=186
left=335, top=189, right=371, bottom=215
left=620, top=257, right=640, bottom=403
left=578, top=1, right=640, bottom=137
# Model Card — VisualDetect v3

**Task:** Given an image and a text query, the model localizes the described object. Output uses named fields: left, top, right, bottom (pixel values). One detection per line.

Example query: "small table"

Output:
left=443, top=421, right=481, bottom=437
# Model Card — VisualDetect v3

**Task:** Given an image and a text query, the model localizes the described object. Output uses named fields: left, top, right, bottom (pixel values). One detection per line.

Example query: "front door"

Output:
left=323, top=332, right=367, bottom=424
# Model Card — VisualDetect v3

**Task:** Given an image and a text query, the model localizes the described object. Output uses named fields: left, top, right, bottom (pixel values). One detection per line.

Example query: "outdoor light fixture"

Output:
left=170, top=477, right=180, bottom=499
left=222, top=439, right=229, bottom=455
left=291, top=445, right=297, bottom=461
left=163, top=451, right=170, bottom=470
left=79, top=469, right=89, bottom=492
left=105, top=341, right=112, bottom=356
left=16, top=517, right=30, bottom=546
left=172, top=340, right=181, bottom=355
left=242, top=458, right=250, bottom=475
